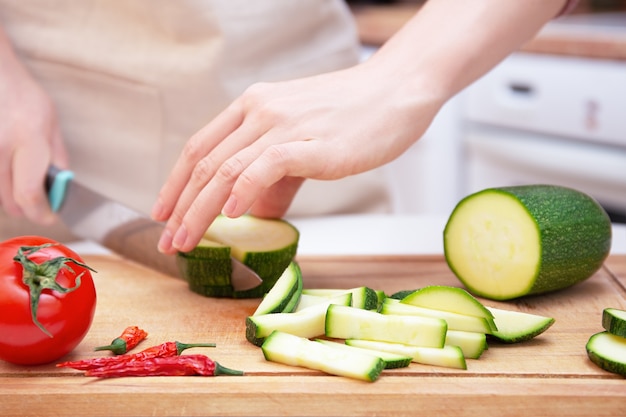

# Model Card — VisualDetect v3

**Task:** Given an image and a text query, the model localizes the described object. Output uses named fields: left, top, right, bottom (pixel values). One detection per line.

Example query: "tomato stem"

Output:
left=14, top=244, right=96, bottom=338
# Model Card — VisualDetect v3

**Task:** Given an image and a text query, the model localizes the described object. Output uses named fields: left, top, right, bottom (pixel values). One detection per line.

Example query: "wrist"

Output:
left=364, top=0, right=567, bottom=107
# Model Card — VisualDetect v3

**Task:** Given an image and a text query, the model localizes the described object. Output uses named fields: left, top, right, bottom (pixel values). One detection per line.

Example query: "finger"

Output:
left=12, top=139, right=55, bottom=225
left=158, top=117, right=271, bottom=254
left=0, top=151, right=22, bottom=217
left=221, top=140, right=329, bottom=218
left=164, top=145, right=260, bottom=254
left=152, top=103, right=244, bottom=223
left=247, top=177, right=305, bottom=219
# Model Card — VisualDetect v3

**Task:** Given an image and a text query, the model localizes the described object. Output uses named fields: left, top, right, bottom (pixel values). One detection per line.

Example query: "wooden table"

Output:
left=1, top=253, right=625, bottom=416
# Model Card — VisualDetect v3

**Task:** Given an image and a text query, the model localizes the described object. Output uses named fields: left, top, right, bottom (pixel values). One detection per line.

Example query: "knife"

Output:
left=45, top=166, right=263, bottom=291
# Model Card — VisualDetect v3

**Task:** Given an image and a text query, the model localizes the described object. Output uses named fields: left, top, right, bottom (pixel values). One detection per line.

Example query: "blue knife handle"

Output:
left=45, top=166, right=74, bottom=213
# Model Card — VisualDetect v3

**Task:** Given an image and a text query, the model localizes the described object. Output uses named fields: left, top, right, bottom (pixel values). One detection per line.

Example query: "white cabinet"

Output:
left=463, top=52, right=626, bottom=221
left=465, top=53, right=626, bottom=147
left=378, top=41, right=626, bottom=223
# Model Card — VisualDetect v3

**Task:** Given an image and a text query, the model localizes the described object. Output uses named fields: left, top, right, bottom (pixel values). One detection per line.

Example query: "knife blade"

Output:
left=45, top=166, right=263, bottom=291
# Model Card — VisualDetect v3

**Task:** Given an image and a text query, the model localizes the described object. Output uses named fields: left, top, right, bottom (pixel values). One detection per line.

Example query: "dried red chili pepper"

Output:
left=94, top=326, right=148, bottom=355
left=84, top=354, right=243, bottom=378
left=57, top=341, right=216, bottom=370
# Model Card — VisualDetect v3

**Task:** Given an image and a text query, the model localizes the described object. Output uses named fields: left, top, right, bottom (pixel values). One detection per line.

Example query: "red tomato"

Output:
left=0, top=236, right=97, bottom=365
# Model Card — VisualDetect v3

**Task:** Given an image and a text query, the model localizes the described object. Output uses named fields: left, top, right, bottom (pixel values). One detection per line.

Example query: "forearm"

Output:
left=368, top=0, right=567, bottom=103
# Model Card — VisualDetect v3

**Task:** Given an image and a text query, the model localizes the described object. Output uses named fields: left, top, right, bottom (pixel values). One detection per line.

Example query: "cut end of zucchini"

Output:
left=444, top=190, right=541, bottom=300
left=205, top=215, right=299, bottom=260
left=486, top=307, right=555, bottom=344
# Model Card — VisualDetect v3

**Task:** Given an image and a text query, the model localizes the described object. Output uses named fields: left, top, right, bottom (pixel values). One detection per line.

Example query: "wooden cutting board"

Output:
left=1, top=253, right=625, bottom=417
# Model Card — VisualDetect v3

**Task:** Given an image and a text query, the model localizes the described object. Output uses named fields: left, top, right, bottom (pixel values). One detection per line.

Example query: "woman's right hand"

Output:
left=0, top=28, right=68, bottom=225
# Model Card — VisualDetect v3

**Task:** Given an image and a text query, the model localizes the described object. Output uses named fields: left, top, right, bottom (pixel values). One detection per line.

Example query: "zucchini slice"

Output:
left=178, top=215, right=299, bottom=298
left=325, top=305, right=447, bottom=348
left=374, top=290, right=387, bottom=311
left=262, top=331, right=385, bottom=382
left=302, top=287, right=379, bottom=310
left=486, top=306, right=555, bottom=344
left=444, top=185, right=611, bottom=300
left=586, top=331, right=626, bottom=377
left=381, top=298, right=494, bottom=334
left=346, top=339, right=467, bottom=370
left=445, top=330, right=487, bottom=359
left=281, top=278, right=304, bottom=313
left=246, top=297, right=352, bottom=347
left=315, top=339, right=412, bottom=369
left=400, top=285, right=497, bottom=331
left=294, top=293, right=353, bottom=312
left=602, top=308, right=626, bottom=338
left=252, top=262, right=302, bottom=316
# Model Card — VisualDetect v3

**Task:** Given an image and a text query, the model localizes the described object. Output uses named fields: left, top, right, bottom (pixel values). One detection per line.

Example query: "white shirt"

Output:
left=0, top=0, right=391, bottom=220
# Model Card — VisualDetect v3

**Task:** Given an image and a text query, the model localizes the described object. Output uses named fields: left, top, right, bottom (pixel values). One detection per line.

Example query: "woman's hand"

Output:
left=152, top=61, right=443, bottom=254
left=0, top=28, right=68, bottom=224
left=153, top=0, right=566, bottom=255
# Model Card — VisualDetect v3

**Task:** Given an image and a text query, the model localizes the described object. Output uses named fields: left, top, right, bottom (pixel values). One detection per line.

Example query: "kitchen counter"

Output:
left=1, top=215, right=625, bottom=416
left=289, top=214, right=626, bottom=256
left=63, top=214, right=626, bottom=257
left=525, top=11, right=626, bottom=60
left=352, top=4, right=626, bottom=60
left=1, top=253, right=625, bottom=417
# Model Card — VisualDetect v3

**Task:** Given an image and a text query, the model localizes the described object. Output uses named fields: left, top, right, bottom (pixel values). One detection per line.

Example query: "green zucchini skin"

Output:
left=586, top=331, right=626, bottom=377
left=237, top=242, right=299, bottom=297
left=602, top=308, right=626, bottom=338
left=445, top=185, right=612, bottom=300
left=502, top=185, right=611, bottom=296
left=177, top=248, right=234, bottom=297
left=253, top=262, right=303, bottom=316
left=176, top=216, right=299, bottom=298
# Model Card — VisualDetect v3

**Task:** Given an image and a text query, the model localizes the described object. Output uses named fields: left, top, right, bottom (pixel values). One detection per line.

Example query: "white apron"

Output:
left=0, top=0, right=390, bottom=240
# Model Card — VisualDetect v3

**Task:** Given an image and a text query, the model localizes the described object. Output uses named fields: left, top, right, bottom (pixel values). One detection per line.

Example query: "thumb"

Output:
left=49, top=125, right=70, bottom=170
left=248, top=177, right=305, bottom=219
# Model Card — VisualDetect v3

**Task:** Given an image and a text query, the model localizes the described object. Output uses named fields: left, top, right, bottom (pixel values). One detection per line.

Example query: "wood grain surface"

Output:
left=1, top=253, right=625, bottom=417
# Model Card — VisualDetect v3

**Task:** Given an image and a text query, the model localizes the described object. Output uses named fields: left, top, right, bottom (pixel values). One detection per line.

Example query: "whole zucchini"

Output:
left=444, top=185, right=612, bottom=300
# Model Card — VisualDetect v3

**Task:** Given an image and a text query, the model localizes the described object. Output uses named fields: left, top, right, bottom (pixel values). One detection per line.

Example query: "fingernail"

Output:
left=172, top=224, right=188, bottom=251
left=222, top=195, right=237, bottom=217
left=157, top=228, right=173, bottom=253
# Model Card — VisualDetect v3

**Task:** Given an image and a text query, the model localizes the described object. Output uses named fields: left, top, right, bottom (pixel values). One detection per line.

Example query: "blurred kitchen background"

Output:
left=349, top=0, right=626, bottom=224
